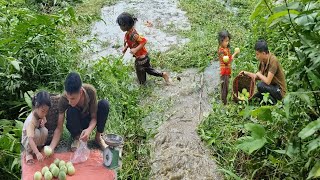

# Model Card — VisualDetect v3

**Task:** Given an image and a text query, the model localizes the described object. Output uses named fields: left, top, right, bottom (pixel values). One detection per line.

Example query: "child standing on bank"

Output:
left=116, top=12, right=171, bottom=85
left=218, top=30, right=240, bottom=105
left=21, top=91, right=51, bottom=164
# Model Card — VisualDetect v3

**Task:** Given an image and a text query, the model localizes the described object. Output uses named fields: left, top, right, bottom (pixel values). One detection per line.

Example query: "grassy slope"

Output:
left=153, top=0, right=257, bottom=73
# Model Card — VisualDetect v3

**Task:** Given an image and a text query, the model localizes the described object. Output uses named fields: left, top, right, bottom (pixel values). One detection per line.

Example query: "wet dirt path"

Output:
left=142, top=63, right=222, bottom=179
left=84, top=0, right=223, bottom=178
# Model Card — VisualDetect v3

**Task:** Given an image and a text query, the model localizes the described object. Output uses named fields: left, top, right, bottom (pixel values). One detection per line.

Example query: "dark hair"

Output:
left=116, top=12, right=138, bottom=31
left=255, top=39, right=269, bottom=53
left=32, top=91, right=51, bottom=108
left=218, top=30, right=231, bottom=48
left=64, top=72, right=82, bottom=94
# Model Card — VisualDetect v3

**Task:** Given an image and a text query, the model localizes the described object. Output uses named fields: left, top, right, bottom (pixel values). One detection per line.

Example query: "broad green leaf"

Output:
left=239, top=106, right=254, bottom=119
left=307, top=161, right=320, bottom=179
left=9, top=60, right=20, bottom=71
left=250, top=106, right=273, bottom=121
left=273, top=2, right=301, bottom=12
left=245, top=123, right=266, bottom=139
left=298, top=118, right=320, bottom=139
left=296, top=90, right=312, bottom=106
left=307, top=137, right=320, bottom=154
left=0, top=119, right=13, bottom=126
left=287, top=2, right=301, bottom=10
left=283, top=94, right=290, bottom=119
left=267, top=10, right=300, bottom=26
left=11, top=158, right=19, bottom=171
left=14, top=120, right=23, bottom=129
left=307, top=70, right=320, bottom=88
left=295, top=14, right=315, bottom=26
left=303, top=2, right=319, bottom=11
left=269, top=17, right=282, bottom=27
left=237, top=136, right=267, bottom=154
left=24, top=91, right=33, bottom=108
left=250, top=0, right=265, bottom=21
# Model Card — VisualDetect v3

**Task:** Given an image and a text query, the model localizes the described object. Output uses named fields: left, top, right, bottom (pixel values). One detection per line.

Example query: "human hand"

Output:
left=255, top=72, right=261, bottom=79
left=36, top=152, right=44, bottom=161
left=130, top=48, right=138, bottom=55
left=122, top=46, right=128, bottom=54
left=48, top=145, right=55, bottom=156
left=245, top=72, right=257, bottom=79
left=40, top=118, right=46, bottom=128
left=256, top=72, right=261, bottom=76
left=80, top=129, right=91, bottom=142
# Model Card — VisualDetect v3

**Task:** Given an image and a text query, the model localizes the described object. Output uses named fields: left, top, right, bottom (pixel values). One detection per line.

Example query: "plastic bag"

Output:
left=70, top=140, right=90, bottom=164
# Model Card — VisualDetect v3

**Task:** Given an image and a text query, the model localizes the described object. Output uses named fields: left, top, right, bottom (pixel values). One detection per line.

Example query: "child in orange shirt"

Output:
left=116, top=12, right=171, bottom=85
left=217, top=30, right=240, bottom=105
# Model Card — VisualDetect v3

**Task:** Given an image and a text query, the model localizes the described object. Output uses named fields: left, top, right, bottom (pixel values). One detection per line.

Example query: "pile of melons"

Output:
left=238, top=88, right=250, bottom=101
left=33, top=156, right=75, bottom=180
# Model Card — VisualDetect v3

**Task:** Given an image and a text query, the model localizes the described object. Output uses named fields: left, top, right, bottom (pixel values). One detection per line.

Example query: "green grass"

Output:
left=153, top=0, right=257, bottom=73
left=75, top=0, right=117, bottom=17
left=64, top=0, right=118, bottom=36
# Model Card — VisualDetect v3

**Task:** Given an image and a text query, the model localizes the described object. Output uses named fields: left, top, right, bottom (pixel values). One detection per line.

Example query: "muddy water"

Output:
left=83, top=0, right=191, bottom=62
left=142, top=62, right=222, bottom=180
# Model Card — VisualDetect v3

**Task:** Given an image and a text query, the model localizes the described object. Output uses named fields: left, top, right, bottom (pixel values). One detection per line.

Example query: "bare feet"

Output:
left=162, top=72, right=172, bottom=85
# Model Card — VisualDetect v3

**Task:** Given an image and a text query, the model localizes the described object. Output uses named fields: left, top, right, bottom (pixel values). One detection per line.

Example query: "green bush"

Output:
left=0, top=0, right=82, bottom=120
left=199, top=0, right=320, bottom=179
left=0, top=120, right=23, bottom=180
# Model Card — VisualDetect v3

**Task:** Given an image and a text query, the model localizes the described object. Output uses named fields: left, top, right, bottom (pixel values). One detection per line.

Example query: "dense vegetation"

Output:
left=195, top=0, right=320, bottom=179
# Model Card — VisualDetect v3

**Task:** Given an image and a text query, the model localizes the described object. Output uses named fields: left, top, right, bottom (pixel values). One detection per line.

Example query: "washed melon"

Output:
left=58, top=160, right=65, bottom=168
left=33, top=171, right=42, bottom=180
left=67, top=165, right=76, bottom=176
left=54, top=158, right=60, bottom=166
left=58, top=171, right=67, bottom=180
left=41, top=166, right=49, bottom=175
left=60, top=165, right=67, bottom=173
left=66, top=161, right=73, bottom=168
left=44, top=171, right=52, bottom=180
left=51, top=166, right=59, bottom=178
left=44, top=146, right=52, bottom=156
